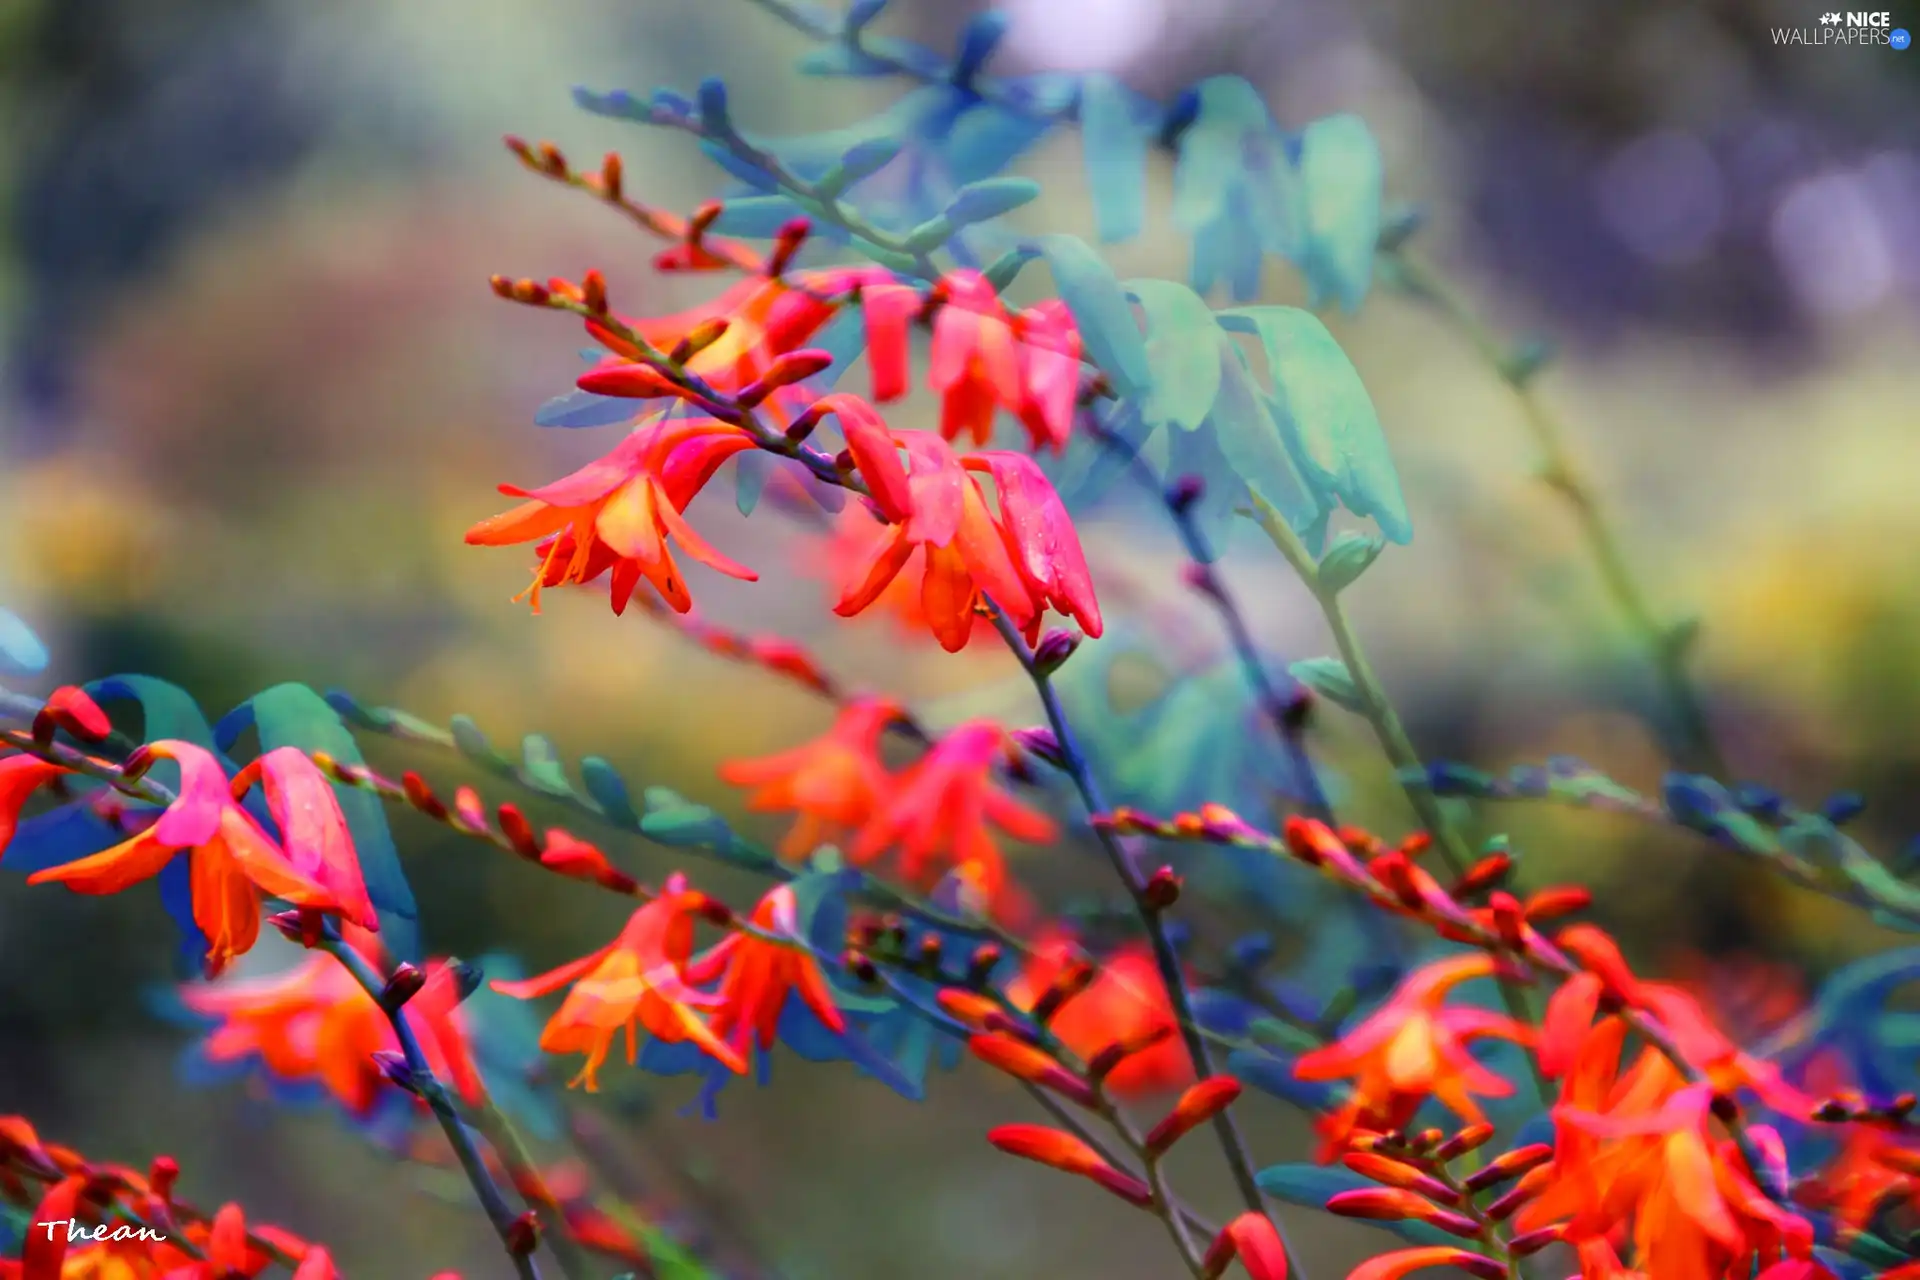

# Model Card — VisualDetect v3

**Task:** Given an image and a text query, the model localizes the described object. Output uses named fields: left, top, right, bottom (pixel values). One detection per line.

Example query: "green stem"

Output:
left=1243, top=496, right=1549, bottom=1104
left=467, top=1092, right=595, bottom=1280
left=1382, top=247, right=1725, bottom=779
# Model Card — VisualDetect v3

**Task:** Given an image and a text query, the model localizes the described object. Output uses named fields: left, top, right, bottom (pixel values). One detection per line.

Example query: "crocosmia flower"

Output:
left=927, top=270, right=1023, bottom=447
left=851, top=721, right=1054, bottom=907
left=229, top=747, right=378, bottom=932
left=1518, top=1017, right=1819, bottom=1280
left=0, top=754, right=71, bottom=857
left=718, top=697, right=904, bottom=859
left=25, top=741, right=341, bottom=977
left=466, top=416, right=758, bottom=615
left=685, top=884, right=846, bottom=1061
left=491, top=876, right=746, bottom=1089
left=962, top=451, right=1103, bottom=640
left=179, top=928, right=480, bottom=1120
left=584, top=275, right=840, bottom=400
left=1291, top=953, right=1530, bottom=1158
left=831, top=433, right=1036, bottom=651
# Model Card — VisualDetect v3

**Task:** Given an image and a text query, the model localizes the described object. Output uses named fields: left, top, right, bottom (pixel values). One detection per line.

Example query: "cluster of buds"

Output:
left=306, top=751, right=647, bottom=900
left=1810, top=1090, right=1920, bottom=1127
left=840, top=911, right=999, bottom=990
left=0, top=1116, right=334, bottom=1277
left=1327, top=1123, right=1559, bottom=1277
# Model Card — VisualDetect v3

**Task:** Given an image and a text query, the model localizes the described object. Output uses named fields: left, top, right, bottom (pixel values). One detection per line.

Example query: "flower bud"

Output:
left=1145, top=1077, right=1241, bottom=1156
left=1031, top=628, right=1082, bottom=677
left=380, top=963, right=428, bottom=1011
left=1142, top=866, right=1182, bottom=912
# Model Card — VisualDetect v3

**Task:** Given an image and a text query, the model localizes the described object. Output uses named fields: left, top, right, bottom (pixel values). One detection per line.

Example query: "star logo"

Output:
left=1821, top=11, right=1842, bottom=21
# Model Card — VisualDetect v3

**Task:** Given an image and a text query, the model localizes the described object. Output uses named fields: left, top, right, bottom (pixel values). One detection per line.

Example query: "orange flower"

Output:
left=1291, top=954, right=1531, bottom=1159
left=808, top=506, right=989, bottom=646
left=831, top=433, right=1038, bottom=651
left=1008, top=931, right=1191, bottom=1096
left=685, top=884, right=846, bottom=1056
left=926, top=270, right=1024, bottom=446
left=1518, top=1014, right=1817, bottom=1280
left=490, top=876, right=746, bottom=1089
left=466, top=416, right=758, bottom=615
left=717, top=697, right=903, bottom=859
left=26, top=741, right=339, bottom=977
left=1793, top=1120, right=1920, bottom=1241
left=180, top=929, right=480, bottom=1116
left=850, top=720, right=1054, bottom=904
left=585, top=274, right=845, bottom=402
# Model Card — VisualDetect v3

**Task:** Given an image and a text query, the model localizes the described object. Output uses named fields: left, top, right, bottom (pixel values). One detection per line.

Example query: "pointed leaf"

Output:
left=1078, top=75, right=1148, bottom=243
left=1127, top=279, right=1225, bottom=432
left=1288, top=658, right=1364, bottom=715
left=1029, top=235, right=1149, bottom=397
left=579, top=757, right=640, bottom=828
left=0, top=607, right=48, bottom=676
left=449, top=715, right=514, bottom=772
left=1218, top=306, right=1411, bottom=543
left=519, top=734, right=573, bottom=797
left=1296, top=114, right=1383, bottom=312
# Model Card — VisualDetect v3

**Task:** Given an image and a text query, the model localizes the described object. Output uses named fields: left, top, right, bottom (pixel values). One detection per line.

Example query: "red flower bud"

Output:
left=33, top=686, right=111, bottom=746
left=1201, top=1212, right=1289, bottom=1280
left=969, top=1034, right=1095, bottom=1109
left=987, top=1125, right=1151, bottom=1208
left=1145, top=1077, right=1241, bottom=1156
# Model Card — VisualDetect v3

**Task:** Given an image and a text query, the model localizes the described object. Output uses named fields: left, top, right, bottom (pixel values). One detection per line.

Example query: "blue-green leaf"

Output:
left=449, top=714, right=514, bottom=773
left=579, top=757, right=640, bottom=828
left=1295, top=114, right=1383, bottom=313
left=1217, top=306, right=1411, bottom=543
left=1028, top=235, right=1149, bottom=397
left=519, top=734, right=573, bottom=797
left=1316, top=531, right=1386, bottom=594
left=1078, top=75, right=1148, bottom=243
left=0, top=607, right=48, bottom=676
left=942, top=176, right=1040, bottom=228
left=1288, top=657, right=1364, bottom=714
left=1125, top=279, right=1225, bottom=432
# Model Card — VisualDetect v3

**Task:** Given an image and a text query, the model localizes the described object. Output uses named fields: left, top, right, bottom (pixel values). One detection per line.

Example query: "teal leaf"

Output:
left=1315, top=531, right=1386, bottom=594
left=0, top=607, right=48, bottom=676
left=711, top=197, right=811, bottom=239
left=449, top=714, right=513, bottom=773
left=1288, top=658, right=1364, bottom=714
left=1204, top=344, right=1329, bottom=545
left=223, top=683, right=421, bottom=962
left=942, top=176, right=1040, bottom=228
left=1028, top=234, right=1149, bottom=397
left=1125, top=279, right=1225, bottom=432
left=1217, top=306, right=1411, bottom=543
left=815, top=137, right=902, bottom=200
left=1255, top=1164, right=1457, bottom=1244
left=1295, top=114, right=1383, bottom=313
left=1078, top=74, right=1148, bottom=243
left=638, top=787, right=773, bottom=871
left=518, top=735, right=573, bottom=797
left=1172, top=77, right=1301, bottom=302
left=579, top=757, right=640, bottom=829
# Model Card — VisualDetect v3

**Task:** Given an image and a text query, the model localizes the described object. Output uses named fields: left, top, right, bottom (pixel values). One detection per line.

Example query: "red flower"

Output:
left=850, top=721, right=1054, bottom=903
left=466, top=416, right=758, bottom=615
left=180, top=929, right=481, bottom=1116
left=229, top=747, right=378, bottom=932
left=0, top=754, right=70, bottom=859
left=718, top=697, right=903, bottom=859
left=1010, top=299, right=1083, bottom=453
left=808, top=506, right=988, bottom=647
left=490, top=876, right=746, bottom=1089
left=927, top=270, right=1024, bottom=447
left=962, top=451, right=1103, bottom=640
left=586, top=275, right=839, bottom=399
left=26, top=741, right=340, bottom=977
left=831, top=433, right=1037, bottom=651
left=685, top=884, right=846, bottom=1056
left=1291, top=954, right=1530, bottom=1159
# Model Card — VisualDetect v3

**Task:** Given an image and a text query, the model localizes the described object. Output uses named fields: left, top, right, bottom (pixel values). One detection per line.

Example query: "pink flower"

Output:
left=1011, top=300, right=1083, bottom=453
left=962, top=451, right=1103, bottom=640
left=928, top=270, right=1023, bottom=446
left=229, top=747, right=379, bottom=932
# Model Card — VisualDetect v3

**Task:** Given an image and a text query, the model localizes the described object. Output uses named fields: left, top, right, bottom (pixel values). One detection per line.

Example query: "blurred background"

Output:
left=1, top=0, right=1917, bottom=1275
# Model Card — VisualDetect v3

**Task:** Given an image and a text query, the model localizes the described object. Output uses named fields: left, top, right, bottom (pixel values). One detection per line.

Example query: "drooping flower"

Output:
left=1008, top=930, right=1191, bottom=1097
left=228, top=747, right=377, bottom=932
left=831, top=433, right=1038, bottom=651
left=1518, top=1014, right=1820, bottom=1280
left=850, top=720, right=1054, bottom=904
left=490, top=876, right=746, bottom=1089
left=25, top=741, right=340, bottom=977
left=684, top=884, right=846, bottom=1062
left=926, top=270, right=1023, bottom=446
left=962, top=451, right=1102, bottom=640
left=581, top=274, right=841, bottom=400
left=466, top=416, right=758, bottom=615
left=717, top=697, right=903, bottom=859
left=809, top=505, right=981, bottom=644
left=1291, top=954, right=1531, bottom=1158
left=179, top=929, right=481, bottom=1119
left=1793, top=1119, right=1920, bottom=1241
